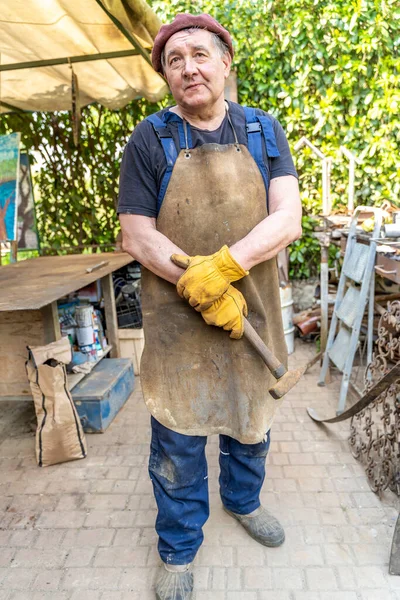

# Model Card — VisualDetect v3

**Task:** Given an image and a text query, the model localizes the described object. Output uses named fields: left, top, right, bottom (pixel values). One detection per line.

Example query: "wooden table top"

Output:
left=0, top=252, right=134, bottom=311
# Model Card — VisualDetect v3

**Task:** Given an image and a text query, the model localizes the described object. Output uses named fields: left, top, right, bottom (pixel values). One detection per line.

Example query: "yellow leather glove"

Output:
left=172, top=245, right=248, bottom=311
left=201, top=285, right=248, bottom=339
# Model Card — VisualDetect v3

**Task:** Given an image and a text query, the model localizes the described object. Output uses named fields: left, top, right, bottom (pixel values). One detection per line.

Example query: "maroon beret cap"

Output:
left=152, top=13, right=234, bottom=74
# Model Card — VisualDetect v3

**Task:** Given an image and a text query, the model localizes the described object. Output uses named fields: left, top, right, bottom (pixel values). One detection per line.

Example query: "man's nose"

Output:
left=182, top=58, right=198, bottom=77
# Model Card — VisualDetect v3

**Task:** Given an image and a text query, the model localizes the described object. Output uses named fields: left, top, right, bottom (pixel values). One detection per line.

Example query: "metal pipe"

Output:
left=0, top=49, right=140, bottom=72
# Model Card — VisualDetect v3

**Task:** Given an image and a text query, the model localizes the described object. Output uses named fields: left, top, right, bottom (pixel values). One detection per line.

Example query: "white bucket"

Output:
left=279, top=284, right=295, bottom=355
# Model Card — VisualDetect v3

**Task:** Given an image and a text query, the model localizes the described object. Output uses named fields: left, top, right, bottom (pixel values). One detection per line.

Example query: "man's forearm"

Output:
left=229, top=175, right=302, bottom=270
left=229, top=209, right=301, bottom=271
left=121, top=217, right=185, bottom=284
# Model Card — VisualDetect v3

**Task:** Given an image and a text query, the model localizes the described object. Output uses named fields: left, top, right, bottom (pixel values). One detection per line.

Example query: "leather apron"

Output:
left=140, top=123, right=287, bottom=444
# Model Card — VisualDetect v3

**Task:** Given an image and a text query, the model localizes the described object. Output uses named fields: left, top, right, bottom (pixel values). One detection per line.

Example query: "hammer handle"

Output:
left=243, top=318, right=287, bottom=379
left=244, top=318, right=303, bottom=399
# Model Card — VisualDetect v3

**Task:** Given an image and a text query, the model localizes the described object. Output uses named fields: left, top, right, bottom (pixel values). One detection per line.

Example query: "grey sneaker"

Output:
left=224, top=506, right=285, bottom=547
left=155, top=566, right=194, bottom=600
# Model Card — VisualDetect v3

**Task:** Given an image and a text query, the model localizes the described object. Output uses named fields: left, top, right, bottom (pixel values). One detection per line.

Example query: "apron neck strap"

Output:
left=181, top=103, right=240, bottom=156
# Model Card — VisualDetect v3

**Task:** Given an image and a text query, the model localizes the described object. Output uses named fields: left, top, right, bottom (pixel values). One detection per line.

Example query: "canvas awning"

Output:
left=0, top=0, right=168, bottom=113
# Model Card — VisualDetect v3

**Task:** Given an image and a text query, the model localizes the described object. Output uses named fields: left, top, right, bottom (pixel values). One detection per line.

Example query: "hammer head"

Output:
left=269, top=368, right=303, bottom=399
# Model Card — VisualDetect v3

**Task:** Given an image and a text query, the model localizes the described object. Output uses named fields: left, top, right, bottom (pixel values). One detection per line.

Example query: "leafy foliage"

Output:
left=1, top=0, right=399, bottom=276
left=289, top=215, right=321, bottom=279
left=0, top=103, right=159, bottom=252
left=152, top=0, right=400, bottom=276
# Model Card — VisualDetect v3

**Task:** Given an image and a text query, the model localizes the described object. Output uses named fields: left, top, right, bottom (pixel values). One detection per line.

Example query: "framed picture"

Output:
left=0, top=132, right=21, bottom=242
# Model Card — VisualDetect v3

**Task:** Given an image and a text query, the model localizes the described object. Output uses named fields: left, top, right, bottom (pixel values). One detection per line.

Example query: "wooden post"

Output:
left=10, top=241, right=18, bottom=263
left=102, top=273, right=120, bottom=358
left=41, top=301, right=61, bottom=344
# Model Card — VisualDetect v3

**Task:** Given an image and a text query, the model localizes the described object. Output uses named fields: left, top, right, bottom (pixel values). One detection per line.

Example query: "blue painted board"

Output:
left=72, top=358, right=134, bottom=433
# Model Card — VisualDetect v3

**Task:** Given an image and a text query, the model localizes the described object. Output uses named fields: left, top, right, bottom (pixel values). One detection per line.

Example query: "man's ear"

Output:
left=222, top=53, right=232, bottom=79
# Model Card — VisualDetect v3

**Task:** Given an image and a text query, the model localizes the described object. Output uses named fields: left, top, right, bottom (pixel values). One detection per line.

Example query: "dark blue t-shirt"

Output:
left=118, top=101, right=298, bottom=218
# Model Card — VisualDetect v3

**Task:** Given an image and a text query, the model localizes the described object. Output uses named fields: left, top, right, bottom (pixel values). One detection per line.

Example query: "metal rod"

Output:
left=0, top=49, right=140, bottom=73
left=340, top=146, right=359, bottom=213
left=94, top=0, right=154, bottom=68
left=294, top=136, right=326, bottom=160
left=294, top=137, right=331, bottom=215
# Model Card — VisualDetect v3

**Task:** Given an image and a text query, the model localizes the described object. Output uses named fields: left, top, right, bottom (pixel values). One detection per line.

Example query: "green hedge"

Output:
left=1, top=0, right=399, bottom=276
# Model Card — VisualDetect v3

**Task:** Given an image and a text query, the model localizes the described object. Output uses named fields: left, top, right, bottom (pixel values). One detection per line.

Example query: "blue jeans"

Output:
left=149, top=416, right=271, bottom=565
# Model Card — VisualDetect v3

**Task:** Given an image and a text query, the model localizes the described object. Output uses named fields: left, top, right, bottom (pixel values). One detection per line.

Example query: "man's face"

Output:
left=163, top=29, right=231, bottom=112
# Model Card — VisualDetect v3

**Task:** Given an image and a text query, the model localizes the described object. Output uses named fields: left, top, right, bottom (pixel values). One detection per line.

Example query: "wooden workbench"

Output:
left=0, top=252, right=134, bottom=401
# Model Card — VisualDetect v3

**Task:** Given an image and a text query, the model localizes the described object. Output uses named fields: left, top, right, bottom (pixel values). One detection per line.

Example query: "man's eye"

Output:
left=195, top=52, right=206, bottom=58
left=170, top=57, right=180, bottom=65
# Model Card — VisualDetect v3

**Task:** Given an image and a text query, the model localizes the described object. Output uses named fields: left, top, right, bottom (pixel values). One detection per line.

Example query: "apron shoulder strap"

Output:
left=243, top=107, right=281, bottom=207
left=147, top=114, right=178, bottom=215
left=147, top=112, right=194, bottom=214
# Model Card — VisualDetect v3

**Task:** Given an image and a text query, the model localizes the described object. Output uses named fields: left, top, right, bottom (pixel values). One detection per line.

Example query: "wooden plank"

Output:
left=102, top=274, right=120, bottom=359
left=0, top=252, right=133, bottom=311
left=41, top=301, right=61, bottom=344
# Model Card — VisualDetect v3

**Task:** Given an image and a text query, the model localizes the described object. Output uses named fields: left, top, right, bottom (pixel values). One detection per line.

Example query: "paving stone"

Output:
left=34, top=530, right=66, bottom=549
left=198, top=546, right=234, bottom=567
left=12, top=548, right=67, bottom=569
left=236, top=545, right=265, bottom=566
left=65, top=547, right=95, bottom=567
left=272, top=566, right=306, bottom=590
left=62, top=567, right=122, bottom=590
left=360, top=591, right=395, bottom=600
left=62, top=528, right=114, bottom=548
left=290, top=545, right=324, bottom=566
left=112, top=528, right=140, bottom=547
left=306, top=567, right=338, bottom=590
left=36, top=511, right=86, bottom=529
left=32, top=569, right=64, bottom=590
left=226, top=593, right=257, bottom=600
left=3, top=568, right=35, bottom=590
left=323, top=544, right=355, bottom=565
left=94, top=546, right=149, bottom=567
left=353, top=566, right=389, bottom=588
left=0, top=548, right=15, bottom=568
left=10, top=593, right=69, bottom=600
left=70, top=592, right=101, bottom=600
left=196, top=593, right=225, bottom=600
left=259, top=591, right=291, bottom=599
left=118, top=567, right=157, bottom=590
left=351, top=543, right=389, bottom=565
left=243, top=567, right=272, bottom=589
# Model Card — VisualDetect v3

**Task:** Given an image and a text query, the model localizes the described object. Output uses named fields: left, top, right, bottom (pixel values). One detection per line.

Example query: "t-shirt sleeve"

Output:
left=270, top=118, right=298, bottom=180
left=117, top=129, right=159, bottom=218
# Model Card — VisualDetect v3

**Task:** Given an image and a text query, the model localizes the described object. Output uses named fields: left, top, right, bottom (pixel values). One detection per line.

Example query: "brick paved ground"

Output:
left=0, top=339, right=399, bottom=600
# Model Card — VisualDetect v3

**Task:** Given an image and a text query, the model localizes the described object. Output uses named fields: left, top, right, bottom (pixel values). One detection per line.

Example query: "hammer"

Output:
left=171, top=255, right=303, bottom=399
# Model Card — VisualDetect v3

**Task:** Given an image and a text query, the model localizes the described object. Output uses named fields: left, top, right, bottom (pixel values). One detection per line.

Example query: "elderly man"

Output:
left=118, top=13, right=302, bottom=600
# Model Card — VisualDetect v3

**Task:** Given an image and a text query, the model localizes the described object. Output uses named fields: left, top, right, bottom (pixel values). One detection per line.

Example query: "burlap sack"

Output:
left=26, top=337, right=87, bottom=467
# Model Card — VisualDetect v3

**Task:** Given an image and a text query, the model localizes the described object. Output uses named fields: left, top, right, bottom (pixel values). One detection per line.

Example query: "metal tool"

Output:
left=309, top=362, right=400, bottom=423
left=171, top=255, right=303, bottom=399
left=86, top=260, right=109, bottom=273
